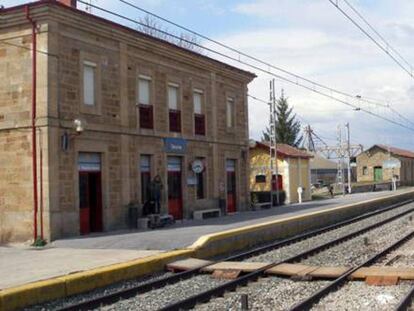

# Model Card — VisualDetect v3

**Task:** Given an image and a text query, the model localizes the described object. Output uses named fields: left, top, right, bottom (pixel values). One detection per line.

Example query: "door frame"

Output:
left=226, top=159, right=237, bottom=213
left=167, top=156, right=184, bottom=220
left=374, top=166, right=383, bottom=182
left=75, top=143, right=107, bottom=235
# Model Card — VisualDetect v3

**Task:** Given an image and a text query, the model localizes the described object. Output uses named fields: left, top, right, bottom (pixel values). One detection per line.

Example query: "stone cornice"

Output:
left=1, top=1, right=256, bottom=84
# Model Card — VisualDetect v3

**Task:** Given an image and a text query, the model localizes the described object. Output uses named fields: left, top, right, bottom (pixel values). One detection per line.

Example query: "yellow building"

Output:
left=249, top=141, right=312, bottom=204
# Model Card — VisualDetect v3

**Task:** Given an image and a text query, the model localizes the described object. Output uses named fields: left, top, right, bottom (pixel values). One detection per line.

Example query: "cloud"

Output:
left=225, top=0, right=414, bottom=149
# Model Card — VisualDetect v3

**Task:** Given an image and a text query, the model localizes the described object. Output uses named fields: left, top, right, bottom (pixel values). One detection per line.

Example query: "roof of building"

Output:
left=1, top=1, right=256, bottom=81
left=366, top=144, right=414, bottom=159
left=309, top=152, right=337, bottom=170
left=250, top=140, right=313, bottom=159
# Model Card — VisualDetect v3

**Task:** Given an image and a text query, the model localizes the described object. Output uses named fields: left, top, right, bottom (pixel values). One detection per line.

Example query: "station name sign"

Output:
left=164, top=138, right=187, bottom=154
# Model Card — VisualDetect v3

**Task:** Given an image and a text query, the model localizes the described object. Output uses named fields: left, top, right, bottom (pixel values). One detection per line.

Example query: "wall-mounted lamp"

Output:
left=61, top=119, right=86, bottom=151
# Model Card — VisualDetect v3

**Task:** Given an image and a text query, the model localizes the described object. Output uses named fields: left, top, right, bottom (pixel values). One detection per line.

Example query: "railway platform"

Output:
left=1, top=188, right=414, bottom=310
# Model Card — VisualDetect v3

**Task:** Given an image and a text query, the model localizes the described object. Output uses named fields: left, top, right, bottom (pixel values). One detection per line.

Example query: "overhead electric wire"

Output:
left=118, top=0, right=395, bottom=110
left=76, top=0, right=414, bottom=133
left=328, top=0, right=414, bottom=79
left=248, top=94, right=337, bottom=145
left=342, top=0, right=414, bottom=74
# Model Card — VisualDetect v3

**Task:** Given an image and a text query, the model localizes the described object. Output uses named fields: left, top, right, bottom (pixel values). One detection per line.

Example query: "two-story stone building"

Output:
left=0, top=0, right=255, bottom=242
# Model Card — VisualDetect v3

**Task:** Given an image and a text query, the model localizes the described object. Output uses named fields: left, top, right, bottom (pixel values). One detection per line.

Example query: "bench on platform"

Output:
left=193, top=208, right=221, bottom=220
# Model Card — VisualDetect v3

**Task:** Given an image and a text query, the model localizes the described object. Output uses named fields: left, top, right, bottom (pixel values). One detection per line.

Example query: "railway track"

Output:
left=50, top=200, right=414, bottom=311
left=396, top=286, right=414, bottom=311
left=163, top=201, right=414, bottom=311
left=289, top=230, right=414, bottom=310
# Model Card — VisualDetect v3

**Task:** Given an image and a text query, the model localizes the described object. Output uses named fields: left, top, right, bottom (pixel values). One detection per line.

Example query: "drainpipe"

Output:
left=40, top=129, right=44, bottom=240
left=25, top=5, right=39, bottom=242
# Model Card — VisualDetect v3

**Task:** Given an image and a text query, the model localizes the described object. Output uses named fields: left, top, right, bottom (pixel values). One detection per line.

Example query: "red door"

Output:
left=79, top=171, right=103, bottom=235
left=79, top=172, right=90, bottom=235
left=272, top=174, right=283, bottom=191
left=168, top=157, right=183, bottom=220
left=226, top=159, right=236, bottom=213
left=78, top=153, right=103, bottom=235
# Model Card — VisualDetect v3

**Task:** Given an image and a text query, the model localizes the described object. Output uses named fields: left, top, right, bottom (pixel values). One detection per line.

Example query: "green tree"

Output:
left=261, top=90, right=302, bottom=147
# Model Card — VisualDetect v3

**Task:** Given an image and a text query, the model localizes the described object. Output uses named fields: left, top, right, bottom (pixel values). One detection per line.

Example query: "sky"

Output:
left=3, top=0, right=414, bottom=150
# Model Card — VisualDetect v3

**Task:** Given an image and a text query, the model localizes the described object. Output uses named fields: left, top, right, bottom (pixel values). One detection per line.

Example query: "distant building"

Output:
left=309, top=153, right=338, bottom=186
left=356, top=145, right=414, bottom=186
left=249, top=141, right=313, bottom=204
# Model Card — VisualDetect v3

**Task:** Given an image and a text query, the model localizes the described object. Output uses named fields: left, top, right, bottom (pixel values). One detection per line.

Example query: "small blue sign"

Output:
left=164, top=138, right=187, bottom=154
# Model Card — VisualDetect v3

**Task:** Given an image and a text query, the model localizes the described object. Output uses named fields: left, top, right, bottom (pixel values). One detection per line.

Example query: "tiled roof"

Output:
left=375, top=144, right=414, bottom=159
left=251, top=140, right=313, bottom=159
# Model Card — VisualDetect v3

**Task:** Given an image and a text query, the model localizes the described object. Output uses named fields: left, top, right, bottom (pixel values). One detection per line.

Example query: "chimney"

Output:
left=57, top=0, right=77, bottom=8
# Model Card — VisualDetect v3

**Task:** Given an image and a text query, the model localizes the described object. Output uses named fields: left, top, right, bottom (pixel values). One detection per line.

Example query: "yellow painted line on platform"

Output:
left=189, top=189, right=414, bottom=257
left=0, top=249, right=193, bottom=311
left=1, top=189, right=413, bottom=311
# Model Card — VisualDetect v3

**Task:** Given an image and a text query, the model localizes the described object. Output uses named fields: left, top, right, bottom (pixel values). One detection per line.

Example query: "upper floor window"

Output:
left=168, top=83, right=181, bottom=132
left=193, top=89, right=205, bottom=136
left=138, top=76, right=151, bottom=106
left=226, top=97, right=234, bottom=128
left=83, top=61, right=96, bottom=106
left=138, top=75, right=153, bottom=129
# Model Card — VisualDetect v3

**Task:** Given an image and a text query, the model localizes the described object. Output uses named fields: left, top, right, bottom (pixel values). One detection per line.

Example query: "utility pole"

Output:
left=345, top=123, right=352, bottom=194
left=269, top=79, right=280, bottom=206
left=336, top=125, right=345, bottom=196
left=303, top=125, right=316, bottom=152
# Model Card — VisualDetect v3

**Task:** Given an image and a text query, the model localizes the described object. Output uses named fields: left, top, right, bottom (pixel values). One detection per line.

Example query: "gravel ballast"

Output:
left=246, top=203, right=414, bottom=264
left=195, top=277, right=329, bottom=311
left=302, top=212, right=414, bottom=266
left=99, top=275, right=226, bottom=311
left=312, top=281, right=414, bottom=311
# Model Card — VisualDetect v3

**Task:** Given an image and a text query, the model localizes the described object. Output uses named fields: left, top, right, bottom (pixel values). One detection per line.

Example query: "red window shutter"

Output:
left=194, top=114, right=205, bottom=136
left=139, top=105, right=153, bottom=129
left=169, top=109, right=181, bottom=132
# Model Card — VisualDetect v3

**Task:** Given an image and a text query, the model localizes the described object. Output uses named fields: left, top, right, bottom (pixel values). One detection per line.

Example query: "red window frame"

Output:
left=139, top=104, right=153, bottom=129
left=169, top=109, right=181, bottom=133
left=194, top=113, right=206, bottom=136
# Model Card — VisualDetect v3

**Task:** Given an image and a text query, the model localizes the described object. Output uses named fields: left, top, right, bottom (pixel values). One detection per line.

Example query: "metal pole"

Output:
left=268, top=79, right=279, bottom=206
left=274, top=82, right=280, bottom=206
left=241, top=294, right=249, bottom=310
left=346, top=123, right=352, bottom=194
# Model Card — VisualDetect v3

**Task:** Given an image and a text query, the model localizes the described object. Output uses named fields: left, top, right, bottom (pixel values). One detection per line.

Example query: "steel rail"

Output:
left=159, top=201, right=414, bottom=311
left=289, top=230, right=414, bottom=311
left=394, top=285, right=414, bottom=311
left=55, top=199, right=412, bottom=311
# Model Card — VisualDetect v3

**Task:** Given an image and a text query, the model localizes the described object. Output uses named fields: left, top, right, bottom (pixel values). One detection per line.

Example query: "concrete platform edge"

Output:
left=1, top=190, right=413, bottom=311
left=189, top=189, right=414, bottom=258
left=0, top=249, right=193, bottom=311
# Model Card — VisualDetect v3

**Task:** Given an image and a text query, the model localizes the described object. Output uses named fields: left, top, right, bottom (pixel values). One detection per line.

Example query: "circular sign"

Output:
left=191, top=159, right=204, bottom=174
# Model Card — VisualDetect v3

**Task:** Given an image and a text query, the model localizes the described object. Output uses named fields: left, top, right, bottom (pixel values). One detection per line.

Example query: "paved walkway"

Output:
left=0, top=189, right=409, bottom=289
left=52, top=190, right=403, bottom=250
left=0, top=248, right=161, bottom=289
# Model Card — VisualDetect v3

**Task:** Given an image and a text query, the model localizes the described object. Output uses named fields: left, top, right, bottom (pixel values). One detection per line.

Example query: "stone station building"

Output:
left=0, top=0, right=255, bottom=242
left=356, top=144, right=414, bottom=186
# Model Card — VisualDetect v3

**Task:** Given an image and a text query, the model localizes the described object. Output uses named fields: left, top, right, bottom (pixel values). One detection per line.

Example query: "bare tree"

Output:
left=137, top=15, right=204, bottom=54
